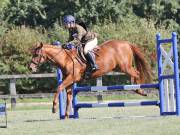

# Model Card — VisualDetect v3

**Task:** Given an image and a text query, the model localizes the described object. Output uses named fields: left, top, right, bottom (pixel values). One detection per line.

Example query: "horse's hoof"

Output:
left=52, top=107, right=56, bottom=113
left=135, top=89, right=147, bottom=96
left=65, top=115, right=69, bottom=119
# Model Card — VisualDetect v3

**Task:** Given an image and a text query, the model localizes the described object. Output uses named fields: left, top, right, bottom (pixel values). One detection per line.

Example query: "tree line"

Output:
left=0, top=0, right=179, bottom=94
left=0, top=0, right=179, bottom=29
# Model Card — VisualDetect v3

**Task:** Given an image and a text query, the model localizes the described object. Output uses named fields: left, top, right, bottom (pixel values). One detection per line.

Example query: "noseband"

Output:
left=31, top=48, right=44, bottom=66
left=31, top=46, right=66, bottom=67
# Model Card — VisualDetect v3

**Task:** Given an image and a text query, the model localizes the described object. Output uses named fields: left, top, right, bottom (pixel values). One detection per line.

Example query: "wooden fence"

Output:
left=0, top=72, right=124, bottom=108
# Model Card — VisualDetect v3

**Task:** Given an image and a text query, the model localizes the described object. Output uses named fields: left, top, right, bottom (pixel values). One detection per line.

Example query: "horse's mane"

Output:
left=43, top=45, right=75, bottom=53
left=31, top=44, right=62, bottom=50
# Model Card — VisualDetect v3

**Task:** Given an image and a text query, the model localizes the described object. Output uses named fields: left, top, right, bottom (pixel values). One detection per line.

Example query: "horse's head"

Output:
left=29, top=42, right=78, bottom=73
left=28, top=42, right=48, bottom=72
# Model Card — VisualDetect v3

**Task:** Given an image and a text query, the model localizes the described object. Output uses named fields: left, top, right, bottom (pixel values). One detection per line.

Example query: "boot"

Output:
left=85, top=51, right=99, bottom=71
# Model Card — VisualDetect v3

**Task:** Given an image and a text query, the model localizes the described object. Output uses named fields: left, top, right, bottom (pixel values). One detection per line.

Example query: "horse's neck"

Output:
left=43, top=47, right=66, bottom=68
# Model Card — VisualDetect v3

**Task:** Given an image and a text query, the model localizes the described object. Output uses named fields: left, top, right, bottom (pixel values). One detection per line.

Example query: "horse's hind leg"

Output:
left=126, top=67, right=147, bottom=96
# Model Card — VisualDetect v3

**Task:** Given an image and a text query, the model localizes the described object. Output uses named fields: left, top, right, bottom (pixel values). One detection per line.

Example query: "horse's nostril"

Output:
left=28, top=64, right=36, bottom=72
left=29, top=67, right=32, bottom=71
left=28, top=64, right=32, bottom=70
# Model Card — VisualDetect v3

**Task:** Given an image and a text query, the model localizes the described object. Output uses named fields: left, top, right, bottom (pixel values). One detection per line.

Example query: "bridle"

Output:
left=30, top=45, right=78, bottom=82
left=30, top=47, right=44, bottom=67
left=30, top=46, right=65, bottom=67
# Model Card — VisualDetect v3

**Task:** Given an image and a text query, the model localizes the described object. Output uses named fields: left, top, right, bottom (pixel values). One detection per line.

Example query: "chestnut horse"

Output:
left=29, top=40, right=152, bottom=118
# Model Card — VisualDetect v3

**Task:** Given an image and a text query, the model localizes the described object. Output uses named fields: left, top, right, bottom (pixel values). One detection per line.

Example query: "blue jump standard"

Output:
left=0, top=104, right=6, bottom=116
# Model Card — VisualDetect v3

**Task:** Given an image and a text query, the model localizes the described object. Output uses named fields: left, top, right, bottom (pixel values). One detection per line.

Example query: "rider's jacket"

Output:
left=68, top=24, right=97, bottom=45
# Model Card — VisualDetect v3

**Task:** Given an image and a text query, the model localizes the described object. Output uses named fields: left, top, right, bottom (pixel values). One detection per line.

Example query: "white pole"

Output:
left=169, top=79, right=175, bottom=112
left=164, top=79, right=170, bottom=112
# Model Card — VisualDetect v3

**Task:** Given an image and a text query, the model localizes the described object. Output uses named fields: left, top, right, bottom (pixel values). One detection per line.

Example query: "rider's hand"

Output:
left=62, top=43, right=75, bottom=50
left=62, top=44, right=67, bottom=49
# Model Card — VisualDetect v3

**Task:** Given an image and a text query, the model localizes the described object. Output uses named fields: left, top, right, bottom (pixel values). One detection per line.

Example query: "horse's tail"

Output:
left=130, top=45, right=153, bottom=83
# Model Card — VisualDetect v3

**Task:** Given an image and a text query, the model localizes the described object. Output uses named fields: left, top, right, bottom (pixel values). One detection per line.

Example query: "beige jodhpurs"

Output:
left=84, top=38, right=98, bottom=54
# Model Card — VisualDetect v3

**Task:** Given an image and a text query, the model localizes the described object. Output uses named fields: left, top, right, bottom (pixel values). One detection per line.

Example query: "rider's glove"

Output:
left=62, top=43, right=75, bottom=50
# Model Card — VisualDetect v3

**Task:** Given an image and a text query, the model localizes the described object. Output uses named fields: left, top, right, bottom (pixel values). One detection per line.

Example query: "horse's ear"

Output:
left=40, top=42, right=43, bottom=48
left=29, top=47, right=34, bottom=53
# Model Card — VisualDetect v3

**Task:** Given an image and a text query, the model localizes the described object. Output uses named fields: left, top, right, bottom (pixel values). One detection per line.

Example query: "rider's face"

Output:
left=65, top=22, right=75, bottom=29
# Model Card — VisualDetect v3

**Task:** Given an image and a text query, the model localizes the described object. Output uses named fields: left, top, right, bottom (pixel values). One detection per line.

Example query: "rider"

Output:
left=63, top=15, right=99, bottom=71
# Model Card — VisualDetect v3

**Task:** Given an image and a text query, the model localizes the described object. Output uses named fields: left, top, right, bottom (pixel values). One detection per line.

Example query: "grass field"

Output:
left=1, top=100, right=180, bottom=135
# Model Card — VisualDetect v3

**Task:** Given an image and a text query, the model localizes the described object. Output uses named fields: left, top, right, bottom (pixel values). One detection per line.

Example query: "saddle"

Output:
left=77, top=44, right=87, bottom=63
left=67, top=43, right=100, bottom=64
left=65, top=43, right=100, bottom=78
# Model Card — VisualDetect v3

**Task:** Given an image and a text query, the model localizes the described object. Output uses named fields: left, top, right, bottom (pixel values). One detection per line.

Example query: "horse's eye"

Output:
left=33, top=54, right=39, bottom=57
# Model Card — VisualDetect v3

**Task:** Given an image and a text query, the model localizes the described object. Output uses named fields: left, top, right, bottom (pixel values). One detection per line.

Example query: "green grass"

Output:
left=0, top=95, right=179, bottom=135
left=0, top=98, right=52, bottom=104
left=0, top=92, right=159, bottom=104
left=0, top=92, right=159, bottom=112
left=9, top=105, right=52, bottom=111
left=78, top=92, right=158, bottom=102
left=17, top=98, right=53, bottom=103
left=1, top=106, right=180, bottom=135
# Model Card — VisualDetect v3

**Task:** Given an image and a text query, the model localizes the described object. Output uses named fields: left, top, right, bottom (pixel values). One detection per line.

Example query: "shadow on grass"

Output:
left=24, top=115, right=162, bottom=122
left=80, top=115, right=162, bottom=120
left=24, top=118, right=59, bottom=123
left=0, top=125, right=7, bottom=128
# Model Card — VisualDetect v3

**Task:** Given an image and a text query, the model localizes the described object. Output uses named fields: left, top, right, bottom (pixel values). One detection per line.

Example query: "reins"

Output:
left=64, top=49, right=75, bottom=82
left=47, top=48, right=64, bottom=63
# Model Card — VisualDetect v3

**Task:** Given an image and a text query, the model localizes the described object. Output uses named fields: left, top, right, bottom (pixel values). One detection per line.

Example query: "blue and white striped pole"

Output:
left=74, top=83, right=159, bottom=92
left=75, top=101, right=159, bottom=108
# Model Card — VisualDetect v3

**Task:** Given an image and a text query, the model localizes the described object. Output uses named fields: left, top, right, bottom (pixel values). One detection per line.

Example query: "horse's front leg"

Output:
left=52, top=75, right=74, bottom=113
left=65, top=86, right=72, bottom=119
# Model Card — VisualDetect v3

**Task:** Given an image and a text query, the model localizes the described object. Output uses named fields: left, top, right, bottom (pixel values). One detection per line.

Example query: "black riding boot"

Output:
left=85, top=51, right=99, bottom=71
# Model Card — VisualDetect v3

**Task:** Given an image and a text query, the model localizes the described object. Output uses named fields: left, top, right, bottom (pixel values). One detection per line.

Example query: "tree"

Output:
left=132, top=0, right=180, bottom=27
left=3, top=0, right=47, bottom=26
